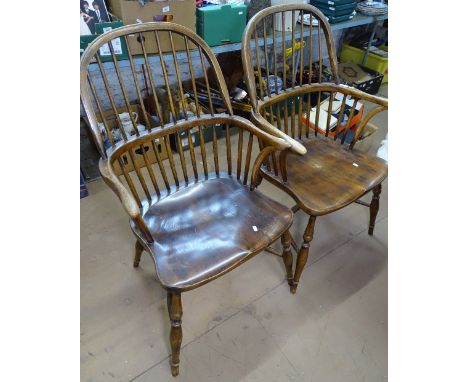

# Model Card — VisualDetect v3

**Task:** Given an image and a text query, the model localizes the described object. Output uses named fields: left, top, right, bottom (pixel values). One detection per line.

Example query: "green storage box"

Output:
left=197, top=4, right=247, bottom=46
left=80, top=15, right=128, bottom=62
left=170, top=124, right=225, bottom=152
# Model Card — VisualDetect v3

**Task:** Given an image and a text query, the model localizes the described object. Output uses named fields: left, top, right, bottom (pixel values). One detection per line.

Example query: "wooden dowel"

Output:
left=314, top=91, right=322, bottom=136
left=243, top=133, right=254, bottom=185
left=108, top=41, right=139, bottom=137
left=325, top=92, right=335, bottom=137
left=96, top=55, right=128, bottom=141
left=281, top=12, right=286, bottom=91
left=272, top=16, right=279, bottom=95
left=198, top=125, right=209, bottom=178
left=117, top=157, right=142, bottom=208
left=162, top=135, right=180, bottom=187
left=318, top=23, right=323, bottom=83
left=154, top=31, right=178, bottom=123
left=334, top=95, right=348, bottom=141
left=262, top=20, right=272, bottom=100
left=87, top=73, right=115, bottom=146
left=138, top=32, right=164, bottom=126
left=169, top=31, right=188, bottom=120
left=237, top=129, right=243, bottom=180
left=212, top=124, right=220, bottom=176
left=184, top=36, right=201, bottom=118
left=341, top=98, right=358, bottom=144
left=186, top=128, right=198, bottom=181
left=226, top=124, right=232, bottom=175
left=291, top=10, right=296, bottom=89
left=140, top=143, right=161, bottom=198
left=271, top=151, right=279, bottom=176
left=175, top=131, right=189, bottom=184
left=153, top=138, right=171, bottom=191
left=198, top=47, right=214, bottom=116
left=127, top=149, right=152, bottom=201
left=254, top=30, right=264, bottom=101
left=299, top=10, right=304, bottom=86
left=123, top=36, right=152, bottom=130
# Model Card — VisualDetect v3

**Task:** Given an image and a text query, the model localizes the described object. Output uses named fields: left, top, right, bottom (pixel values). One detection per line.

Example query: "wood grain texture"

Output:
left=261, top=138, right=388, bottom=217
left=131, top=174, right=293, bottom=292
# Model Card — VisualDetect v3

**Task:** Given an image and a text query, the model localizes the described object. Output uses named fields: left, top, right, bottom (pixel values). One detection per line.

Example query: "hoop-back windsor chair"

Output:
left=241, top=4, right=388, bottom=294
left=80, top=22, right=295, bottom=376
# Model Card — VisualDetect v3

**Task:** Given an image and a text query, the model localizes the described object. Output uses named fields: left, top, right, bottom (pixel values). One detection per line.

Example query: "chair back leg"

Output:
left=368, top=183, right=382, bottom=235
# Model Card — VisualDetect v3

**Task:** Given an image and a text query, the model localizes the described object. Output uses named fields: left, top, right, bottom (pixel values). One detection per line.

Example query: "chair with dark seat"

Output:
left=241, top=4, right=388, bottom=294
left=80, top=22, right=294, bottom=376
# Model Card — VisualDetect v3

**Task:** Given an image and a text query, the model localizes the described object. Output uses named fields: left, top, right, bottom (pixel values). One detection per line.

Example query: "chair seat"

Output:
left=134, top=175, right=293, bottom=291
left=262, top=138, right=388, bottom=216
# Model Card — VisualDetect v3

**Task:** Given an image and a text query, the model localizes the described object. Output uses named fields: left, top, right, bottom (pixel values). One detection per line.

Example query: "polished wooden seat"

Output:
left=132, top=174, right=293, bottom=291
left=81, top=22, right=295, bottom=377
left=261, top=138, right=387, bottom=216
left=241, top=4, right=389, bottom=293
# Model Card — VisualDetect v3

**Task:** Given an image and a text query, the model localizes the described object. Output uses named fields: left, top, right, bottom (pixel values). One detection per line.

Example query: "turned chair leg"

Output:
left=281, top=230, right=294, bottom=287
left=291, top=216, right=316, bottom=294
left=167, top=292, right=183, bottom=377
left=133, top=240, right=144, bottom=268
left=368, top=183, right=382, bottom=236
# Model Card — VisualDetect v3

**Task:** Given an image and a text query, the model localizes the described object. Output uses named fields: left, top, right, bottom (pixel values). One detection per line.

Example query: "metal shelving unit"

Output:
left=88, top=13, right=387, bottom=72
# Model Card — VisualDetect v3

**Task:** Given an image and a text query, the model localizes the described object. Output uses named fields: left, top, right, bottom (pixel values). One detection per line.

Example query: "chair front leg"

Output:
left=281, top=230, right=294, bottom=287
left=291, top=215, right=316, bottom=294
left=167, top=292, right=183, bottom=377
left=368, top=183, right=382, bottom=235
left=134, top=240, right=144, bottom=268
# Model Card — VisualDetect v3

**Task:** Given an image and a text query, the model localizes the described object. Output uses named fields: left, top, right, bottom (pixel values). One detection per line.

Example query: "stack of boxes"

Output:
left=310, top=0, right=357, bottom=24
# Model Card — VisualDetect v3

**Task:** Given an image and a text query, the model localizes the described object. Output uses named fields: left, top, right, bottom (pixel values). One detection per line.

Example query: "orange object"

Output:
left=301, top=104, right=364, bottom=137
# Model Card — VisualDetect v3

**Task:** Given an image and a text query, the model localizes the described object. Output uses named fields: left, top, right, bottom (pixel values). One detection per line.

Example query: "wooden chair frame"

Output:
left=81, top=22, right=295, bottom=376
left=241, top=4, right=388, bottom=293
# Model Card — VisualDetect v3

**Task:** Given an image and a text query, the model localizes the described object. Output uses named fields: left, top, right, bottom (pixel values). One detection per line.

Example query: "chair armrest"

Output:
left=327, top=84, right=387, bottom=149
left=99, top=159, right=154, bottom=242
left=250, top=111, right=307, bottom=156
left=335, top=84, right=388, bottom=108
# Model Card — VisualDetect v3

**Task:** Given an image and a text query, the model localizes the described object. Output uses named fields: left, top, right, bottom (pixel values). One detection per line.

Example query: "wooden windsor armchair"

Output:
left=241, top=4, right=388, bottom=294
left=80, top=22, right=295, bottom=377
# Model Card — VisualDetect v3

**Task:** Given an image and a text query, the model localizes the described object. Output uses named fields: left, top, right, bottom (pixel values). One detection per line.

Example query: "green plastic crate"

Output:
left=196, top=4, right=247, bottom=46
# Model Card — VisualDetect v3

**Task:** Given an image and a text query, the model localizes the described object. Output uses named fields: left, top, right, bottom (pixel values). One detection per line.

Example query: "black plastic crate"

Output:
left=339, top=62, right=383, bottom=95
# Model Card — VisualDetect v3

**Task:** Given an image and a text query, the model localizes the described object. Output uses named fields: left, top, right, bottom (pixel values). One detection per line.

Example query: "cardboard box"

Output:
left=107, top=0, right=196, bottom=54
left=83, top=104, right=168, bottom=176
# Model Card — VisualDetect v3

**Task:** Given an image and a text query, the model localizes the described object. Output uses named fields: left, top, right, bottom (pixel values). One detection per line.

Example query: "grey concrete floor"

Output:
left=81, top=86, right=388, bottom=382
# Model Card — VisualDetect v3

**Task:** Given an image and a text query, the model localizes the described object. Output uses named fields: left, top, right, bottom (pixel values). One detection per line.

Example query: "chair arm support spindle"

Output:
left=99, top=159, right=154, bottom=242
